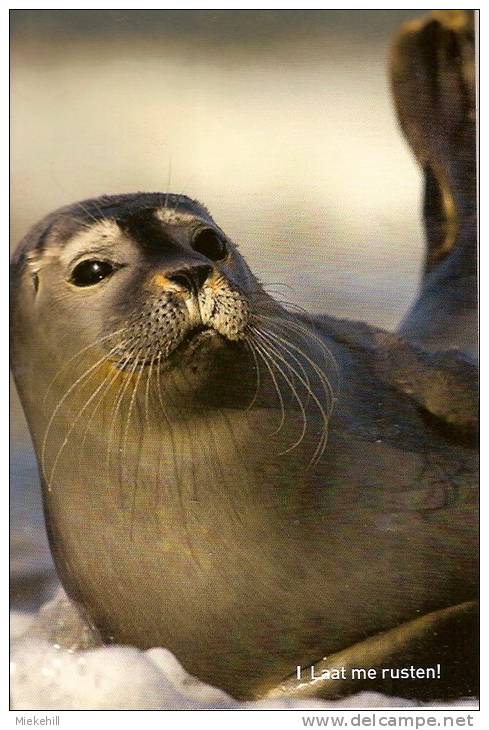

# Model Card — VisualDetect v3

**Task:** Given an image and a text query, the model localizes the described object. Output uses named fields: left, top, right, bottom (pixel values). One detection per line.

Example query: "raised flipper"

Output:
left=391, top=11, right=477, bottom=356
left=261, top=601, right=478, bottom=701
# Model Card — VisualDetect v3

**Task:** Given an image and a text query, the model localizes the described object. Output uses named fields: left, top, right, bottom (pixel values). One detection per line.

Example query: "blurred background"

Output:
left=11, top=9, right=424, bottom=610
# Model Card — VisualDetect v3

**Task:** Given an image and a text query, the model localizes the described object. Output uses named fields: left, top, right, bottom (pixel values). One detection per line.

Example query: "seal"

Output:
left=10, top=11, right=477, bottom=702
left=10, top=191, right=478, bottom=701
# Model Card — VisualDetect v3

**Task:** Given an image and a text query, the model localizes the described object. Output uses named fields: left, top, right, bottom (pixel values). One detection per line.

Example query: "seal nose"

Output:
left=166, top=264, right=212, bottom=295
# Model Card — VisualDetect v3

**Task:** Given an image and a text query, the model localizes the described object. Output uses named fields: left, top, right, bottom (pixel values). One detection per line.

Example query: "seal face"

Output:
left=63, top=214, right=251, bottom=385
left=11, top=193, right=334, bottom=487
left=18, top=194, right=251, bottom=368
left=11, top=192, right=477, bottom=701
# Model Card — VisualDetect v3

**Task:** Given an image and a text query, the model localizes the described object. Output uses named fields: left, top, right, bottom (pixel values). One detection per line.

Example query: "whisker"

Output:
left=251, top=326, right=331, bottom=466
left=257, top=322, right=336, bottom=412
left=90, top=199, right=108, bottom=221
left=144, top=354, right=155, bottom=431
left=251, top=337, right=308, bottom=452
left=253, top=324, right=330, bottom=402
left=131, top=351, right=159, bottom=520
left=75, top=201, right=101, bottom=226
left=255, top=336, right=324, bottom=466
left=243, top=338, right=262, bottom=411
left=59, top=213, right=93, bottom=231
left=164, top=160, right=173, bottom=210
left=76, top=348, right=137, bottom=471
left=261, top=282, right=296, bottom=292
left=174, top=193, right=184, bottom=213
left=256, top=313, right=340, bottom=393
left=247, top=338, right=287, bottom=436
left=41, top=343, right=123, bottom=488
left=160, top=366, right=206, bottom=563
left=47, top=337, right=135, bottom=489
left=120, top=352, right=146, bottom=491
left=42, top=327, right=127, bottom=407
left=128, top=358, right=149, bottom=540
left=47, top=356, right=123, bottom=490
left=155, top=352, right=182, bottom=506
left=106, top=346, right=143, bottom=496
left=250, top=324, right=313, bottom=409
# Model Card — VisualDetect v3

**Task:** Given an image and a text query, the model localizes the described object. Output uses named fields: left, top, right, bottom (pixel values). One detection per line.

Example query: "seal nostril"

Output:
left=195, top=265, right=212, bottom=289
left=192, top=228, right=228, bottom=261
left=167, top=265, right=212, bottom=294
left=169, top=273, right=193, bottom=292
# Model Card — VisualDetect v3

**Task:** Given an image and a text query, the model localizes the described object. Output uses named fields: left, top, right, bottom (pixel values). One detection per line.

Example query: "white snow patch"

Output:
left=10, top=591, right=479, bottom=711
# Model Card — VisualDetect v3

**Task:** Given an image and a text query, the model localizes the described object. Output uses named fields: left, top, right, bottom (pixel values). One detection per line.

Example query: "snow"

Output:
left=10, top=591, right=478, bottom=711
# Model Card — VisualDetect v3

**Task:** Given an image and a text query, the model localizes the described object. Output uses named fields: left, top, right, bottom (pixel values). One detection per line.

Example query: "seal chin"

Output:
left=166, top=326, right=228, bottom=369
left=171, top=326, right=218, bottom=357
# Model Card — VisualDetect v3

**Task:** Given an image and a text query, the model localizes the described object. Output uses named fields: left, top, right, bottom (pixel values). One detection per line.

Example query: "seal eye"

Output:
left=70, top=260, right=115, bottom=287
left=192, top=228, right=227, bottom=262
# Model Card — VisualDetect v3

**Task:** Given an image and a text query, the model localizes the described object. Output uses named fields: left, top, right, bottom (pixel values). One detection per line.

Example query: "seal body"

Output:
left=11, top=191, right=477, bottom=700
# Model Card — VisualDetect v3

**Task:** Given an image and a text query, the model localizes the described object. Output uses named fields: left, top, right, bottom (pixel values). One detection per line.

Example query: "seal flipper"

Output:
left=391, top=11, right=477, bottom=356
left=262, top=601, right=478, bottom=701
left=372, top=332, right=478, bottom=437
left=313, top=314, right=477, bottom=436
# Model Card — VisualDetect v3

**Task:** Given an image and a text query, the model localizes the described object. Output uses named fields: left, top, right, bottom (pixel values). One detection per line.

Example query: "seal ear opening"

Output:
left=23, top=253, right=43, bottom=298
left=25, top=259, right=41, bottom=296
